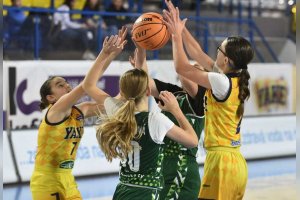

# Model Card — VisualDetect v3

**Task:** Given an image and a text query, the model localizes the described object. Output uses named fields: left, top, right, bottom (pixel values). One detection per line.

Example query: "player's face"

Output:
left=113, top=0, right=123, bottom=9
left=49, top=77, right=72, bottom=101
left=216, top=39, right=230, bottom=73
left=90, top=0, right=98, bottom=7
left=70, top=0, right=76, bottom=8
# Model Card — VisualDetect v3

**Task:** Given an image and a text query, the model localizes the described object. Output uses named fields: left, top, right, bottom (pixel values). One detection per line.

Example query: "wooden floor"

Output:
left=244, top=174, right=296, bottom=200
left=88, top=175, right=297, bottom=200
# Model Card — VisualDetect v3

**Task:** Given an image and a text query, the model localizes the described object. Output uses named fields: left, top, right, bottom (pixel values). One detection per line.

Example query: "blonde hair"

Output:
left=96, top=69, right=149, bottom=162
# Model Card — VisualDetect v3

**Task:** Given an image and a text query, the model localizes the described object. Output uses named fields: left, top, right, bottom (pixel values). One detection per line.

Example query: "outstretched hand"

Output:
left=118, top=26, right=128, bottom=45
left=129, top=48, right=138, bottom=68
left=102, top=33, right=127, bottom=56
left=162, top=0, right=187, bottom=37
left=129, top=38, right=146, bottom=69
left=158, top=91, right=180, bottom=113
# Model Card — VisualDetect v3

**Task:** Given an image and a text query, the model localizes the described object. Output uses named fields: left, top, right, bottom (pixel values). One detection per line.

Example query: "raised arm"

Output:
left=129, top=41, right=159, bottom=98
left=82, top=29, right=128, bottom=105
left=47, top=82, right=89, bottom=123
left=129, top=38, right=199, bottom=98
left=182, top=27, right=214, bottom=71
left=163, top=0, right=212, bottom=89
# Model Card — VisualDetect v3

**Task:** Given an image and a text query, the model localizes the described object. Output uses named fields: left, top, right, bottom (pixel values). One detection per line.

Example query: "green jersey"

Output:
left=119, top=112, right=164, bottom=189
left=154, top=79, right=205, bottom=157
left=107, top=107, right=174, bottom=200
left=154, top=79, right=205, bottom=200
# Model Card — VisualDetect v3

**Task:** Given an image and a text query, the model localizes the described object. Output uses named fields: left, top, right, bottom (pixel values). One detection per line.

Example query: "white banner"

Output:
left=10, top=127, right=120, bottom=182
left=3, top=131, right=18, bottom=183
left=11, top=129, right=39, bottom=182
left=72, top=127, right=120, bottom=176
left=197, top=115, right=296, bottom=164
left=3, top=61, right=295, bottom=130
left=3, top=64, right=9, bottom=130
left=3, top=60, right=131, bottom=129
left=6, top=115, right=295, bottom=183
left=3, top=60, right=180, bottom=129
left=240, top=115, right=296, bottom=159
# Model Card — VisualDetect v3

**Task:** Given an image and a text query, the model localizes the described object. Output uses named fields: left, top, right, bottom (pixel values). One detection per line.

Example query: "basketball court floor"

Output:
left=3, top=156, right=296, bottom=200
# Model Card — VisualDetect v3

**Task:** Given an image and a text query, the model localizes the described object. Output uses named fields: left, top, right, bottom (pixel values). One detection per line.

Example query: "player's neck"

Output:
left=135, top=97, right=148, bottom=112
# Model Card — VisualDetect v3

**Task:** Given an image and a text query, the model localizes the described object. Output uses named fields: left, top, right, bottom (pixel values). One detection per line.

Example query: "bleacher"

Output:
left=3, top=0, right=296, bottom=63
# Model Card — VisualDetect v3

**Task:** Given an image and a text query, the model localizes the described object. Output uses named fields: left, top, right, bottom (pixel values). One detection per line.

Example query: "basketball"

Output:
left=132, top=12, right=170, bottom=50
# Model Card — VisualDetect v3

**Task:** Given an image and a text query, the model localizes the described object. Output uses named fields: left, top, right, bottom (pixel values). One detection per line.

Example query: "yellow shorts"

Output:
left=199, top=147, right=247, bottom=200
left=30, top=167, right=82, bottom=200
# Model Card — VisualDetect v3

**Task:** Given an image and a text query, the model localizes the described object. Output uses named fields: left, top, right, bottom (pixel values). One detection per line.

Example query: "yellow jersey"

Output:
left=34, top=105, right=84, bottom=169
left=204, top=73, right=242, bottom=148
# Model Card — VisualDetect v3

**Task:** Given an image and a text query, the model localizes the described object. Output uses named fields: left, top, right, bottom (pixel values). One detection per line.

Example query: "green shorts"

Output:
left=160, top=155, right=200, bottom=200
left=113, top=183, right=161, bottom=200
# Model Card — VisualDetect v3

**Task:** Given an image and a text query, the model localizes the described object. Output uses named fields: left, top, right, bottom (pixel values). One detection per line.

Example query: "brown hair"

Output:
left=96, top=69, right=149, bottom=162
left=39, top=76, right=57, bottom=110
left=225, top=36, right=254, bottom=117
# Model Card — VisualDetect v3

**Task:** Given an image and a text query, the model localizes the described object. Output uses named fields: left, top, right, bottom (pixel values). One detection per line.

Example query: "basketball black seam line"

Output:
left=135, top=25, right=165, bottom=43
left=152, top=26, right=168, bottom=49
left=132, top=23, right=164, bottom=32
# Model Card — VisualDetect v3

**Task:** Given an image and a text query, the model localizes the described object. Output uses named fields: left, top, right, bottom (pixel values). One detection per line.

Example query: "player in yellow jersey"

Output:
left=163, top=1, right=254, bottom=199
left=29, top=29, right=128, bottom=200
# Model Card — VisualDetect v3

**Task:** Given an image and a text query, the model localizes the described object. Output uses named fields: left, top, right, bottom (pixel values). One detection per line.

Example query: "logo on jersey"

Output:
left=231, top=140, right=241, bottom=146
left=59, top=160, right=74, bottom=169
left=76, top=114, right=83, bottom=121
left=64, top=126, right=83, bottom=139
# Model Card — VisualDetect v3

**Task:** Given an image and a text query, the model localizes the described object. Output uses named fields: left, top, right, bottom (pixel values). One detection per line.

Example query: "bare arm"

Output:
left=83, top=27, right=127, bottom=103
left=129, top=42, right=159, bottom=98
left=182, top=27, right=214, bottom=71
left=129, top=39, right=199, bottom=98
left=47, top=83, right=87, bottom=122
left=159, top=91, right=198, bottom=148
left=177, top=75, right=198, bottom=98
left=82, top=35, right=127, bottom=105
left=163, top=0, right=212, bottom=89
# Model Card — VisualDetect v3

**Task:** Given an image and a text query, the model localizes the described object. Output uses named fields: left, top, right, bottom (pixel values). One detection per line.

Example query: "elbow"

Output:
left=192, top=138, right=199, bottom=148
left=187, top=138, right=198, bottom=148
left=174, top=60, right=190, bottom=76
left=175, top=63, right=185, bottom=75
left=82, top=82, right=92, bottom=94
left=82, top=81, right=88, bottom=91
left=175, top=65, right=189, bottom=78
left=189, top=134, right=199, bottom=148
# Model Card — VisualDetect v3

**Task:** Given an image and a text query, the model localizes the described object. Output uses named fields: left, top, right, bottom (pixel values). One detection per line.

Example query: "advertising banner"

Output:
left=3, top=131, right=18, bottom=183
left=246, top=63, right=295, bottom=116
left=3, top=61, right=295, bottom=130
left=10, top=127, right=121, bottom=182
left=3, top=61, right=131, bottom=129
left=240, top=115, right=296, bottom=159
left=7, top=115, right=295, bottom=183
left=3, top=60, right=180, bottom=129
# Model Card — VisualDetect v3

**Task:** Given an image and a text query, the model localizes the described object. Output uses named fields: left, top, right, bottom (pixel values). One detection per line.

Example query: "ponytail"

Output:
left=39, top=99, right=50, bottom=110
left=39, top=76, right=57, bottom=111
left=96, top=99, right=140, bottom=162
left=224, top=36, right=253, bottom=117
left=237, top=69, right=250, bottom=117
left=97, top=68, right=149, bottom=162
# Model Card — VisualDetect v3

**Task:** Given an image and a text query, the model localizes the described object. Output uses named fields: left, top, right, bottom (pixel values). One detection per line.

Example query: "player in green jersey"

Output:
left=129, top=43, right=205, bottom=200
left=82, top=28, right=198, bottom=200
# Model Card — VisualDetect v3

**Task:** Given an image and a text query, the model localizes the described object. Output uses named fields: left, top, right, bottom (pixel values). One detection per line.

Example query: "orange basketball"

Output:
left=132, top=12, right=170, bottom=50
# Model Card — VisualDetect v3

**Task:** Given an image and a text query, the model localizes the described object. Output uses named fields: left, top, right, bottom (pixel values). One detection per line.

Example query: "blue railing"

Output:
left=3, top=5, right=279, bottom=62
